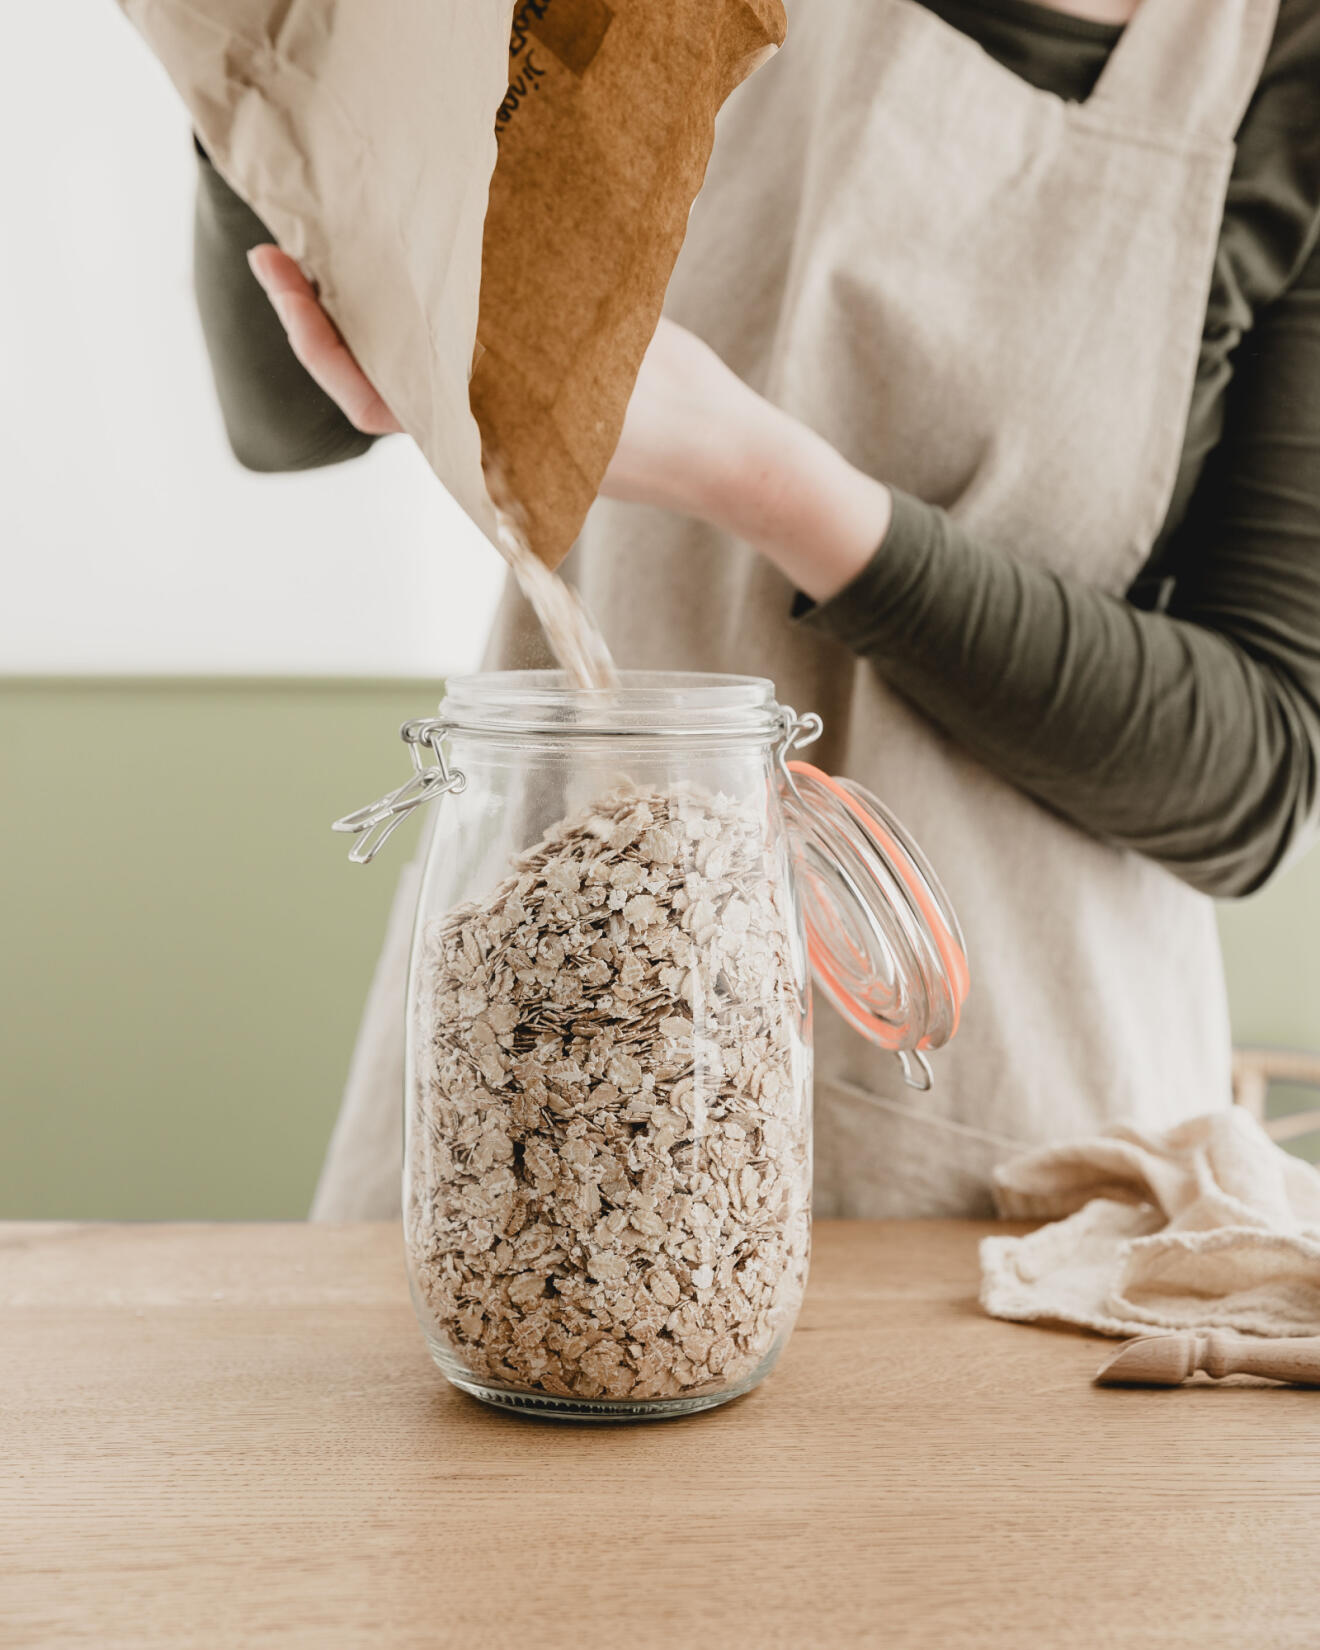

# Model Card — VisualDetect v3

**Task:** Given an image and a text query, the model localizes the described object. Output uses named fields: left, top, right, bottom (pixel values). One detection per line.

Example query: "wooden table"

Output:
left=4, top=1221, right=1315, bottom=1649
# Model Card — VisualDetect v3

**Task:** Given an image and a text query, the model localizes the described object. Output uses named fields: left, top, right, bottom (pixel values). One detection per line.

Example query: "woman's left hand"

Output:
left=597, top=318, right=763, bottom=515
left=601, top=318, right=893, bottom=603
left=248, top=244, right=891, bottom=604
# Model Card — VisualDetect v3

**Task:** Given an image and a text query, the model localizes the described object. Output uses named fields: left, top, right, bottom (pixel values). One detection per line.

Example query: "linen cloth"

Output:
left=981, top=1110, right=1320, bottom=1338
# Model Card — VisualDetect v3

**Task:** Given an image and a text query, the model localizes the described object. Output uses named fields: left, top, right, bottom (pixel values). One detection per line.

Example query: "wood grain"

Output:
left=2, top=1220, right=1315, bottom=1650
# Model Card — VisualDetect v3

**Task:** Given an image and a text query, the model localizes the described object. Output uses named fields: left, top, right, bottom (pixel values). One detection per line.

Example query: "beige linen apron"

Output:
left=313, top=0, right=1277, bottom=1221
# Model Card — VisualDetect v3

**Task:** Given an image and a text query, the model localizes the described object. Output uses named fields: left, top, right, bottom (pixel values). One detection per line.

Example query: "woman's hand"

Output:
left=247, top=245, right=401, bottom=435
left=611, top=320, right=893, bottom=603
left=248, top=243, right=891, bottom=602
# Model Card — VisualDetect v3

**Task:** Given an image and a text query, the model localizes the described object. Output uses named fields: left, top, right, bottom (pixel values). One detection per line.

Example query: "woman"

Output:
left=194, top=0, right=1320, bottom=1218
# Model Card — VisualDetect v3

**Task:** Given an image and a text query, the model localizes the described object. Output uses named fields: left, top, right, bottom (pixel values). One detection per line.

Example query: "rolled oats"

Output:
left=406, top=783, right=810, bottom=1402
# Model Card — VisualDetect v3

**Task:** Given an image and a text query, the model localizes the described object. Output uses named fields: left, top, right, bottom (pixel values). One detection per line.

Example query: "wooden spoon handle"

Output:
left=1096, top=1332, right=1320, bottom=1386
left=1214, top=1334, right=1320, bottom=1385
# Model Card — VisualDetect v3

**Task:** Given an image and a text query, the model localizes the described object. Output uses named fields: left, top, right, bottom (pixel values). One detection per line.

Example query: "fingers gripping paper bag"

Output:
left=117, top=0, right=787, bottom=567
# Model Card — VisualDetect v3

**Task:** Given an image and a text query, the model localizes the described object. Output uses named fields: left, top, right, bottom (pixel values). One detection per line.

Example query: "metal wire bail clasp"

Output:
left=775, top=705, right=824, bottom=788
left=332, top=718, right=466, bottom=865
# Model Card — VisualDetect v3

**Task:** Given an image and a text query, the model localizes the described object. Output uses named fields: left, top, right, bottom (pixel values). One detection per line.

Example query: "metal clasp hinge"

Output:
left=331, top=718, right=466, bottom=865
left=775, top=706, right=823, bottom=791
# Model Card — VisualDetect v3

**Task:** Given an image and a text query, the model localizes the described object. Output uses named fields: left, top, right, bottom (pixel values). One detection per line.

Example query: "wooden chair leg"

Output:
left=1233, top=1046, right=1320, bottom=1145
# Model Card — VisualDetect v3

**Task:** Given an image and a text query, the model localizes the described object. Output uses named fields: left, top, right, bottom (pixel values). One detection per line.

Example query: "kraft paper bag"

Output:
left=117, top=0, right=787, bottom=566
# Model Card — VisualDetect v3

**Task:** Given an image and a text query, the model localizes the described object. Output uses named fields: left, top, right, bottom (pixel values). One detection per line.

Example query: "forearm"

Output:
left=797, top=497, right=1319, bottom=896
left=681, top=240, right=1320, bottom=900
left=693, top=391, right=893, bottom=602
left=193, top=144, right=379, bottom=473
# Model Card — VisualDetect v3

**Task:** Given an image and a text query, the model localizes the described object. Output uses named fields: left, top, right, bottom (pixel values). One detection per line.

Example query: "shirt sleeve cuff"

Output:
left=790, top=487, right=946, bottom=654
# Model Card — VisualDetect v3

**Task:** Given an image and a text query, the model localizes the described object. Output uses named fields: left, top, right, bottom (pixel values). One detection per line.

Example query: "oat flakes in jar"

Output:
left=336, top=672, right=968, bottom=1420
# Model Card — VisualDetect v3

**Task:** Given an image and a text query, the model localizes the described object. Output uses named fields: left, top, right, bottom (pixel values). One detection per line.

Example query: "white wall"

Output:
left=1, top=2, right=503, bottom=678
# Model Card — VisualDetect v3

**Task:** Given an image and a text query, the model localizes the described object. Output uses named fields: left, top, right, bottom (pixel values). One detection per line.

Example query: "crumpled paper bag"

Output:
left=980, top=1109, right=1320, bottom=1338
left=117, top=0, right=786, bottom=565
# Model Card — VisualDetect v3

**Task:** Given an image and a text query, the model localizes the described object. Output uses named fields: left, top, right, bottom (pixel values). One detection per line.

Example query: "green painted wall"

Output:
left=1218, top=849, right=1320, bottom=1047
left=0, top=679, right=440, bottom=1219
left=2, top=679, right=1318, bottom=1219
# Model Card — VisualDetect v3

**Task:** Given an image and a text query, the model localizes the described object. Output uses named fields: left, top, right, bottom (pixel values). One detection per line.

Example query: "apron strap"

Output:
left=1085, top=0, right=1280, bottom=143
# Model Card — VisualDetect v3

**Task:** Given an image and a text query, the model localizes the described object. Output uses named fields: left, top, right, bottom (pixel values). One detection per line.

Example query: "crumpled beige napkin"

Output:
left=980, top=1109, right=1320, bottom=1338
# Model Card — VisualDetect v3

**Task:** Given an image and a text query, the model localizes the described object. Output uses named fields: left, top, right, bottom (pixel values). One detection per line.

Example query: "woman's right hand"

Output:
left=246, top=245, right=401, bottom=436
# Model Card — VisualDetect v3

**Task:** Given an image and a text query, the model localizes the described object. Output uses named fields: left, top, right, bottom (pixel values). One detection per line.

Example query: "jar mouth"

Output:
left=439, top=670, right=782, bottom=737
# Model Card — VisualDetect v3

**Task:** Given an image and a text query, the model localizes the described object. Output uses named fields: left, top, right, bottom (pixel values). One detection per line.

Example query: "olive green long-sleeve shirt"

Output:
left=191, top=0, right=1320, bottom=898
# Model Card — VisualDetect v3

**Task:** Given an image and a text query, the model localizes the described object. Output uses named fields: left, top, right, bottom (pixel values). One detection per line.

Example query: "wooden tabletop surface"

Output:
left=4, top=1219, right=1316, bottom=1650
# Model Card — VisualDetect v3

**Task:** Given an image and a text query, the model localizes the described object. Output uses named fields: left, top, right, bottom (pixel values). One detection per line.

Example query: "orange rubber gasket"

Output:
left=787, top=761, right=968, bottom=1046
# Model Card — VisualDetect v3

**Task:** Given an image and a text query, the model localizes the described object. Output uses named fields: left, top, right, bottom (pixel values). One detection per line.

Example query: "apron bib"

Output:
left=314, top=0, right=1277, bottom=1220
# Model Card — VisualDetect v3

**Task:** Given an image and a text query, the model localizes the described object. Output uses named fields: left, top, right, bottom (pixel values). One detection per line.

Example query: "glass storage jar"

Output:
left=336, top=672, right=966, bottom=1420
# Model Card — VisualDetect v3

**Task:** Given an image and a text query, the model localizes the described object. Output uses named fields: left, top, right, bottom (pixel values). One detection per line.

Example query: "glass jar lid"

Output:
left=779, top=759, right=968, bottom=1086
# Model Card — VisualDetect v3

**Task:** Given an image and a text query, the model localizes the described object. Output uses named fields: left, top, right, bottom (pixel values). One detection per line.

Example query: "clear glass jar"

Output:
left=337, top=672, right=966, bottom=1420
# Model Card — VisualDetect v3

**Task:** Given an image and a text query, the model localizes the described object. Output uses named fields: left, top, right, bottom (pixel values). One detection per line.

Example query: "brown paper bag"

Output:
left=118, top=0, right=786, bottom=566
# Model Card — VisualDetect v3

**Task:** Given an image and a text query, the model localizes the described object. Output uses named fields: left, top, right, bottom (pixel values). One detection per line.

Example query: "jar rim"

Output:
left=439, top=670, right=782, bottom=737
